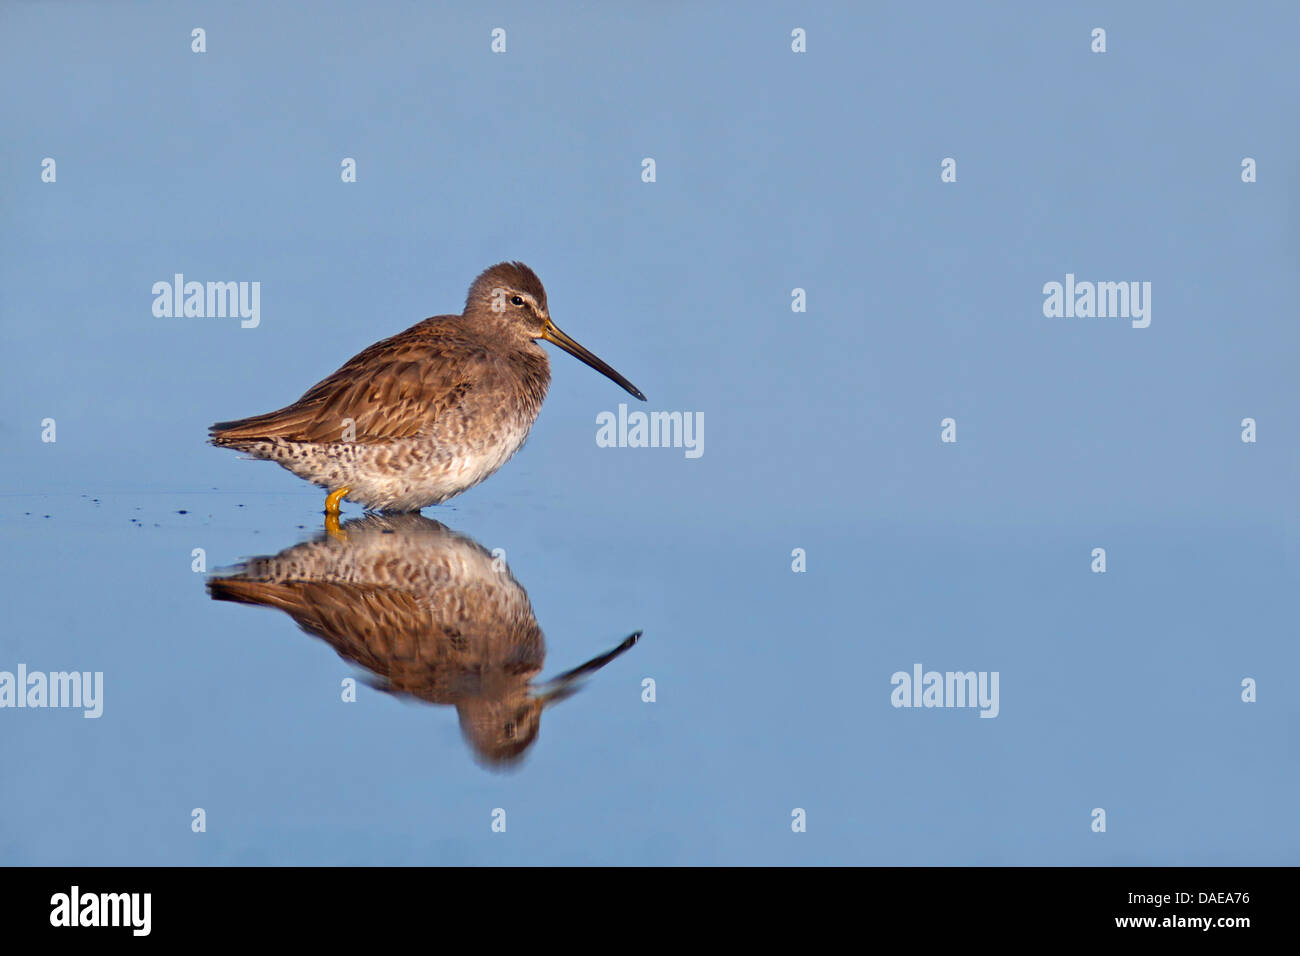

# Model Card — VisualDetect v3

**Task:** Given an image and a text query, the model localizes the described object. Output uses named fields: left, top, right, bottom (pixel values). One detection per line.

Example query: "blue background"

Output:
left=1, top=1, right=1296, bottom=864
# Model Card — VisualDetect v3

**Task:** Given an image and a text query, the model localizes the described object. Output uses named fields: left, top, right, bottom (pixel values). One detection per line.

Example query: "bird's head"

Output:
left=466, top=261, right=646, bottom=401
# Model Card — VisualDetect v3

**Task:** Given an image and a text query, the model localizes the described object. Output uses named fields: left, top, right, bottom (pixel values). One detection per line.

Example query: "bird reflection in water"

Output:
left=207, top=514, right=639, bottom=768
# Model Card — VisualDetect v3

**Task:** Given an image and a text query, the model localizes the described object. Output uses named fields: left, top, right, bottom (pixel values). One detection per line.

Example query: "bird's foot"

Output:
left=324, top=487, right=350, bottom=514
left=324, top=487, right=351, bottom=541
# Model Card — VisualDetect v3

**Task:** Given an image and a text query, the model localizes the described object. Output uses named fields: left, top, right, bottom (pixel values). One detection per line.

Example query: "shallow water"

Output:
left=2, top=490, right=1294, bottom=864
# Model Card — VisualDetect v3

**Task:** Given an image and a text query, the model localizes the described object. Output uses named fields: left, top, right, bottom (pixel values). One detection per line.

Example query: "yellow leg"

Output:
left=325, top=487, right=350, bottom=514
left=325, top=512, right=346, bottom=541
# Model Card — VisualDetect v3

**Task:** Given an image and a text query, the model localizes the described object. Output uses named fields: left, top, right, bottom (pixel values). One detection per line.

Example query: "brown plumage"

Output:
left=210, top=262, right=645, bottom=512
left=207, top=513, right=640, bottom=767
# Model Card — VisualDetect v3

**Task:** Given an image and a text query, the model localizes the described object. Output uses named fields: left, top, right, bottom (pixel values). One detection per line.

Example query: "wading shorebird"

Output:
left=207, top=514, right=641, bottom=766
left=209, top=262, right=645, bottom=512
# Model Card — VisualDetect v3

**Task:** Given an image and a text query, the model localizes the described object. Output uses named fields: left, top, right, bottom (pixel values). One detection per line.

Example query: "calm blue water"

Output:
left=1, top=1, right=1297, bottom=865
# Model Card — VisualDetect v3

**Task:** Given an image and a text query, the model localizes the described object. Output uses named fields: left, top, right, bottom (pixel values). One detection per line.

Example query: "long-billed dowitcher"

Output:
left=209, top=262, right=645, bottom=512
left=207, top=514, right=641, bottom=766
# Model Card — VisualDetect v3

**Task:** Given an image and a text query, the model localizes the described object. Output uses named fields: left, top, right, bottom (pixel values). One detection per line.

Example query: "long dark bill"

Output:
left=543, top=321, right=647, bottom=401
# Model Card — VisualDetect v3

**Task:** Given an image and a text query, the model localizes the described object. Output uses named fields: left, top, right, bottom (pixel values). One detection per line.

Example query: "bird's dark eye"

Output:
left=510, top=295, right=525, bottom=307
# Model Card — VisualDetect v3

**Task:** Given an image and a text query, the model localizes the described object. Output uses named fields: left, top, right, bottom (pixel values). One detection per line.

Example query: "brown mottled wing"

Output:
left=210, top=319, right=477, bottom=444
